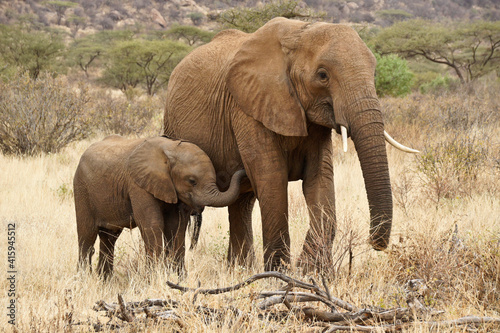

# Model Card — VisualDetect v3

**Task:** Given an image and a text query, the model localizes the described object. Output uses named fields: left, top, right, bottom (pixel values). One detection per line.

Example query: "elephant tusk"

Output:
left=341, top=126, right=348, bottom=153
left=384, top=130, right=420, bottom=154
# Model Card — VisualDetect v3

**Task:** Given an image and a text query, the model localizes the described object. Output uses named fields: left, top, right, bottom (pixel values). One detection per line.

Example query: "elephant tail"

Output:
left=188, top=212, right=202, bottom=250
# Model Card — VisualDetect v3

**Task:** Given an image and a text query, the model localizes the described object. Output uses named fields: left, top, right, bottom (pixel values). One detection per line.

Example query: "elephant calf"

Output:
left=74, top=135, right=246, bottom=278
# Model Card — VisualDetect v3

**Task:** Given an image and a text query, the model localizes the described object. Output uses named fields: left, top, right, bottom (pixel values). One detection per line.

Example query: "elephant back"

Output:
left=164, top=29, right=247, bottom=181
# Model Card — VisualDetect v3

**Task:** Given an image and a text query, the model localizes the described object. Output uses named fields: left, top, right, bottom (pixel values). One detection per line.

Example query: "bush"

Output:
left=90, top=92, right=162, bottom=136
left=375, top=53, right=414, bottom=97
left=188, top=12, right=204, bottom=26
left=419, top=74, right=456, bottom=94
left=387, top=226, right=500, bottom=311
left=416, top=135, right=488, bottom=203
left=0, top=72, right=92, bottom=155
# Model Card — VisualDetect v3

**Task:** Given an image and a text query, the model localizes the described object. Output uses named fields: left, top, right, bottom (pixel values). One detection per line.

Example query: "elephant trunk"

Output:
left=349, top=106, right=393, bottom=250
left=198, top=169, right=246, bottom=207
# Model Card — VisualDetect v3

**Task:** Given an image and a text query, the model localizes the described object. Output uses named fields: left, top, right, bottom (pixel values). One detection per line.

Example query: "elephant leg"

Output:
left=97, top=228, right=122, bottom=278
left=235, top=122, right=290, bottom=270
left=75, top=192, right=97, bottom=272
left=227, top=192, right=256, bottom=267
left=130, top=189, right=166, bottom=262
left=77, top=226, right=97, bottom=272
left=299, top=133, right=336, bottom=273
left=163, top=204, right=188, bottom=272
left=258, top=177, right=290, bottom=270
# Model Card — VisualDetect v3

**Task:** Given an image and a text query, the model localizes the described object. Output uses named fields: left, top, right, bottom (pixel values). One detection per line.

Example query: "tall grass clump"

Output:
left=417, top=135, right=489, bottom=203
left=387, top=226, right=500, bottom=312
left=383, top=79, right=500, bottom=205
left=0, top=72, right=91, bottom=155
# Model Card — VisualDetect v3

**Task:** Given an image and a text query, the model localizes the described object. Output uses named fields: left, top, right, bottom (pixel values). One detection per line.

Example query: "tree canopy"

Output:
left=100, top=39, right=190, bottom=95
left=164, top=25, right=215, bottom=46
left=373, top=19, right=500, bottom=83
left=44, top=1, right=78, bottom=25
left=217, top=0, right=324, bottom=33
left=0, top=25, right=64, bottom=79
left=67, top=30, right=135, bottom=77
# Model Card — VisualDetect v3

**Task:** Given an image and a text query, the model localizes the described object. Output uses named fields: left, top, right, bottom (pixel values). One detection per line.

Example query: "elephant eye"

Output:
left=189, top=178, right=197, bottom=187
left=317, top=69, right=329, bottom=82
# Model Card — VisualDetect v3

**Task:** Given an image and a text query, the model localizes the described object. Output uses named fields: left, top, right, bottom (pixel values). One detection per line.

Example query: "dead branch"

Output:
left=324, top=324, right=384, bottom=332
left=167, top=271, right=356, bottom=311
left=323, top=316, right=500, bottom=333
left=168, top=271, right=320, bottom=294
left=321, top=275, right=337, bottom=312
left=83, top=272, right=500, bottom=332
left=257, top=291, right=343, bottom=310
left=117, top=294, right=135, bottom=323
left=426, top=316, right=500, bottom=328
left=257, top=293, right=329, bottom=310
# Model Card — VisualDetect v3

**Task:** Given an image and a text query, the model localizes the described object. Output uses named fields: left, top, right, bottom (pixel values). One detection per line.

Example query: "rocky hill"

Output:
left=0, top=0, right=498, bottom=36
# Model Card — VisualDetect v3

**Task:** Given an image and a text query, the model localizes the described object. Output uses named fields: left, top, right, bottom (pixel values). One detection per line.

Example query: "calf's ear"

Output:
left=127, top=139, right=178, bottom=204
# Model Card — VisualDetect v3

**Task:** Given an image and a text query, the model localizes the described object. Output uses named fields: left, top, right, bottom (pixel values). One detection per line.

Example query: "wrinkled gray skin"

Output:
left=164, top=17, right=393, bottom=271
left=74, top=135, right=246, bottom=278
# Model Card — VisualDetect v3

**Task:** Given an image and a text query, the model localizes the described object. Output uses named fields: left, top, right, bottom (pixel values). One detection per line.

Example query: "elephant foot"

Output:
left=263, top=247, right=292, bottom=272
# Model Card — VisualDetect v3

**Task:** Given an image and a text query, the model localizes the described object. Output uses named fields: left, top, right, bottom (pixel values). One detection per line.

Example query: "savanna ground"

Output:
left=0, top=79, right=499, bottom=332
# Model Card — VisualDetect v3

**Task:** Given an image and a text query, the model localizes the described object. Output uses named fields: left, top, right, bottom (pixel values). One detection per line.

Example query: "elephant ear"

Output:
left=128, top=139, right=178, bottom=204
left=227, top=17, right=308, bottom=137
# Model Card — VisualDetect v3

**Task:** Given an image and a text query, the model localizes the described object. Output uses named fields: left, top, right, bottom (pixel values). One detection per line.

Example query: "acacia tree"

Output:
left=217, top=0, right=324, bottom=33
left=164, top=25, right=215, bottom=46
left=0, top=25, right=64, bottom=79
left=44, top=1, right=78, bottom=25
left=67, top=30, right=134, bottom=77
left=101, top=39, right=190, bottom=95
left=373, top=19, right=500, bottom=83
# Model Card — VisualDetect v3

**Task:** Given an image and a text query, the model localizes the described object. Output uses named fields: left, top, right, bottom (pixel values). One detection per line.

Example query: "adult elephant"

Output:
left=164, top=17, right=417, bottom=271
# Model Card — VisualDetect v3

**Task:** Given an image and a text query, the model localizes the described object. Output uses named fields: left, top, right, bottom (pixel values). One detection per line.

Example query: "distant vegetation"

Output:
left=373, top=19, right=500, bottom=83
left=217, top=0, right=325, bottom=32
left=0, top=0, right=499, bottom=155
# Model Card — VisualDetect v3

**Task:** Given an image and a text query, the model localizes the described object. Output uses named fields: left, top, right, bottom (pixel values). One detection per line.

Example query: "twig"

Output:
left=321, top=275, right=337, bottom=312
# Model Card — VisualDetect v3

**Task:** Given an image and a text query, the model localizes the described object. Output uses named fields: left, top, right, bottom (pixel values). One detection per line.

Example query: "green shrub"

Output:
left=188, top=12, right=204, bottom=26
left=0, top=72, right=92, bottom=156
left=419, top=74, right=456, bottom=94
left=375, top=53, right=414, bottom=97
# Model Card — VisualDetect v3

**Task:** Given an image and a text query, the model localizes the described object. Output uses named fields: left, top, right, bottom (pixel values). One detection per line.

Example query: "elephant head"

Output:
left=227, top=18, right=417, bottom=250
left=127, top=137, right=246, bottom=212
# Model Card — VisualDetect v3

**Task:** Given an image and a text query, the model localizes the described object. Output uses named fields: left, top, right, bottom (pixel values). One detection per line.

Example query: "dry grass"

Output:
left=0, top=82, right=499, bottom=332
